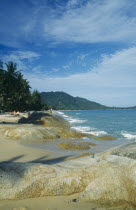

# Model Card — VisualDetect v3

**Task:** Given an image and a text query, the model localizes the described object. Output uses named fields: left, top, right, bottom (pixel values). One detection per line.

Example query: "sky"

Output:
left=0, top=0, right=136, bottom=107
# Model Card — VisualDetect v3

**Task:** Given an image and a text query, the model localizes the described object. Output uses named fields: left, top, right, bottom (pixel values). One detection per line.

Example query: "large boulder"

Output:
left=0, top=124, right=87, bottom=142
left=99, top=142, right=136, bottom=160
left=0, top=143, right=136, bottom=208
left=18, top=112, right=70, bottom=128
left=78, top=155, right=136, bottom=207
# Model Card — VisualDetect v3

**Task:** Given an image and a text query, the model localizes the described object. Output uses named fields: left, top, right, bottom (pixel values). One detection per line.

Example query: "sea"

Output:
left=55, top=109, right=136, bottom=150
left=27, top=109, right=136, bottom=156
left=57, top=109, right=136, bottom=142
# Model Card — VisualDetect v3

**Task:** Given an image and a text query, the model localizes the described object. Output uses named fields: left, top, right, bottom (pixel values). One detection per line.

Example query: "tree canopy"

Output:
left=0, top=61, right=48, bottom=112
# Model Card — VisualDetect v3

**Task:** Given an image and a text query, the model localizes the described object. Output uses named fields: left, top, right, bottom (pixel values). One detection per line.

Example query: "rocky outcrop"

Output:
left=99, top=142, right=136, bottom=160
left=18, top=112, right=70, bottom=128
left=0, top=143, right=136, bottom=208
left=78, top=155, right=136, bottom=206
left=58, top=142, right=95, bottom=150
left=0, top=112, right=84, bottom=141
left=0, top=124, right=59, bottom=141
left=0, top=112, right=118, bottom=142
left=0, top=124, right=87, bottom=142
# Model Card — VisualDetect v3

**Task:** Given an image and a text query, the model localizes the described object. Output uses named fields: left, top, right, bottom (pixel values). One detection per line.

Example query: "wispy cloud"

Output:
left=1, top=50, right=40, bottom=72
left=0, top=0, right=49, bottom=47
left=1, top=0, right=136, bottom=47
left=3, top=51, right=40, bottom=60
left=77, top=53, right=88, bottom=66
left=44, top=0, right=136, bottom=44
left=27, top=46, right=136, bottom=106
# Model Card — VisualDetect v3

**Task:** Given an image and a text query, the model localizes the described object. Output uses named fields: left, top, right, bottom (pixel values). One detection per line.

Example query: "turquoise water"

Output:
left=27, top=109, right=136, bottom=156
left=57, top=109, right=136, bottom=145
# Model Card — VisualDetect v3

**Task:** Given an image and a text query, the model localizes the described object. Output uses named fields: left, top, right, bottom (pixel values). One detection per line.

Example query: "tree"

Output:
left=0, top=61, right=5, bottom=110
left=30, top=90, right=48, bottom=111
left=14, top=72, right=31, bottom=111
left=0, top=61, right=48, bottom=111
left=1, top=62, right=23, bottom=110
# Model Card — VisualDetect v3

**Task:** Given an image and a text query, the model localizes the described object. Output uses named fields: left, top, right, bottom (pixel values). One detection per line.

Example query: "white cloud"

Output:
left=2, top=50, right=40, bottom=71
left=63, top=65, right=70, bottom=69
left=52, top=68, right=60, bottom=72
left=1, top=0, right=136, bottom=46
left=2, top=50, right=40, bottom=61
left=66, top=0, right=81, bottom=8
left=44, top=0, right=136, bottom=44
left=27, top=46, right=136, bottom=106
left=76, top=53, right=88, bottom=66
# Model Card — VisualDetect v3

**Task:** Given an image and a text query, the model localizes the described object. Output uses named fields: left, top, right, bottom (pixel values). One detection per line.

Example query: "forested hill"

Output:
left=40, top=91, right=110, bottom=110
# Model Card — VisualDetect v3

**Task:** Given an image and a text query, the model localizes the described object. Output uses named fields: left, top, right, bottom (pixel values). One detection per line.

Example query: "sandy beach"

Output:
left=0, top=135, right=108, bottom=210
left=0, top=114, right=101, bottom=210
left=0, top=113, right=135, bottom=210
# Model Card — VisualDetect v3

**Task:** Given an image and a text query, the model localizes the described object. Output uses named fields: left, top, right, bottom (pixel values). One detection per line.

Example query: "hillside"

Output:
left=40, top=91, right=110, bottom=110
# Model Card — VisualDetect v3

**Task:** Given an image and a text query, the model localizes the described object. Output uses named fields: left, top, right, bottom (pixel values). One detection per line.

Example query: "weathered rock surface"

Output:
left=100, top=142, right=136, bottom=160
left=0, top=124, right=86, bottom=142
left=0, top=143, right=136, bottom=208
left=0, top=112, right=91, bottom=141
left=0, top=112, right=118, bottom=141
left=58, top=142, right=94, bottom=150
left=18, top=112, right=70, bottom=128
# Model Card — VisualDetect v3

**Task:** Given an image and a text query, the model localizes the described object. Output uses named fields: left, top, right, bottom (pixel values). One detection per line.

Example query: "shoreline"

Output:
left=0, top=112, right=136, bottom=209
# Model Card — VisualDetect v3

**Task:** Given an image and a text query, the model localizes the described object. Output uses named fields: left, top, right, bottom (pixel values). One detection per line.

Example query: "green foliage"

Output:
left=40, top=91, right=110, bottom=110
left=30, top=90, right=48, bottom=111
left=0, top=61, right=48, bottom=111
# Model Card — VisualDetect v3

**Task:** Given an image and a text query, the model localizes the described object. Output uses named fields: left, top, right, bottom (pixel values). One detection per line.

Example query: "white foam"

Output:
left=56, top=111, right=64, bottom=115
left=56, top=111, right=107, bottom=136
left=71, top=126, right=91, bottom=133
left=68, top=118, right=86, bottom=124
left=88, top=131, right=107, bottom=136
left=121, top=131, right=136, bottom=139
left=56, top=111, right=86, bottom=124
left=71, top=126, right=107, bottom=136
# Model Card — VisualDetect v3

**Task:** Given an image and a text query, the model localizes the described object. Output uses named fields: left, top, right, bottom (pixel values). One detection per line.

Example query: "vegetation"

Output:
left=0, top=61, right=48, bottom=112
left=40, top=91, right=110, bottom=110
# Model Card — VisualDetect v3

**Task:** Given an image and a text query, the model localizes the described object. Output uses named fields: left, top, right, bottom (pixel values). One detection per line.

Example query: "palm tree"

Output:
left=0, top=61, right=46, bottom=112
left=2, top=62, right=20, bottom=110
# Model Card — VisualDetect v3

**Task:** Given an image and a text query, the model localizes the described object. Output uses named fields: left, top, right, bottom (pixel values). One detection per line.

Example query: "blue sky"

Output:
left=0, top=0, right=136, bottom=106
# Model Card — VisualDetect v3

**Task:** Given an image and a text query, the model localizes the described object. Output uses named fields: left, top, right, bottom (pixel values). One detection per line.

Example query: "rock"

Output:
left=1, top=124, right=59, bottom=141
left=0, top=143, right=136, bottom=208
left=99, top=142, right=136, bottom=160
left=78, top=155, right=136, bottom=208
left=91, top=135, right=117, bottom=140
left=110, top=143, right=136, bottom=159
left=57, top=142, right=94, bottom=150
left=0, top=124, right=88, bottom=142
left=58, top=142, right=90, bottom=150
left=0, top=162, right=90, bottom=199
left=12, top=208, right=27, bottom=210
left=48, top=127, right=87, bottom=139
left=18, top=112, right=70, bottom=128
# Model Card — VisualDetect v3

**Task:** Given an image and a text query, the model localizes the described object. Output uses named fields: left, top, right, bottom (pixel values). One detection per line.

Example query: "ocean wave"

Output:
left=88, top=131, right=107, bottom=136
left=121, top=131, right=136, bottom=139
left=71, top=126, right=107, bottom=136
left=55, top=111, right=69, bottom=118
left=56, top=111, right=64, bottom=115
left=56, top=111, right=86, bottom=124
left=71, top=126, right=91, bottom=133
left=68, top=118, right=87, bottom=124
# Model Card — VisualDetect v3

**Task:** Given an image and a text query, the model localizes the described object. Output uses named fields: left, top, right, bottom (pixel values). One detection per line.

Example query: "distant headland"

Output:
left=40, top=91, right=136, bottom=110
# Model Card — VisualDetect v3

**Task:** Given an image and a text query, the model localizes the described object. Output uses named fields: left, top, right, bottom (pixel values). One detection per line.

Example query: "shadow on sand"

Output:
left=1, top=154, right=70, bottom=165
